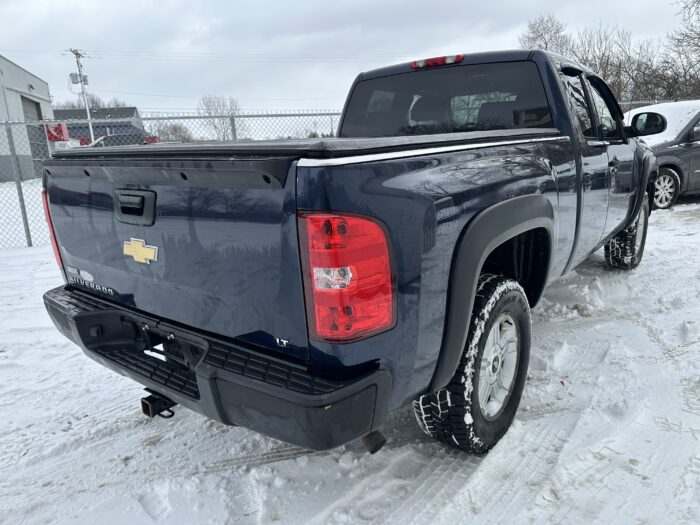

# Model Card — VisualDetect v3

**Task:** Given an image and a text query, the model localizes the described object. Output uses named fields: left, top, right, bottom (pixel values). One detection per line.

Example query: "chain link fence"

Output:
left=0, top=100, right=688, bottom=249
left=0, top=111, right=341, bottom=249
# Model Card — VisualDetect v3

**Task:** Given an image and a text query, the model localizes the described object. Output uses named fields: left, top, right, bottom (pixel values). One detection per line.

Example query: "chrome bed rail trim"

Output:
left=297, top=136, right=571, bottom=167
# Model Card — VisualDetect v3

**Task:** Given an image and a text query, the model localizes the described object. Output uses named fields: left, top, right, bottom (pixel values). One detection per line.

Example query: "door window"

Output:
left=588, top=83, right=621, bottom=140
left=562, top=75, right=597, bottom=139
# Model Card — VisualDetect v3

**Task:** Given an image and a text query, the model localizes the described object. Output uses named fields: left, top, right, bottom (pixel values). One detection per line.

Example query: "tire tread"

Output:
left=413, top=274, right=528, bottom=453
left=604, top=196, right=649, bottom=270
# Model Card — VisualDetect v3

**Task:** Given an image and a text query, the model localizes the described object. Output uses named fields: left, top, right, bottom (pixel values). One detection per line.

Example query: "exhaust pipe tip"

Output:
left=361, top=430, right=386, bottom=454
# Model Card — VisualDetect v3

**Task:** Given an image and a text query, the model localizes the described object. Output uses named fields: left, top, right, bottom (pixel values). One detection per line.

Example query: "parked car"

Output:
left=41, top=50, right=659, bottom=455
left=625, top=100, right=700, bottom=209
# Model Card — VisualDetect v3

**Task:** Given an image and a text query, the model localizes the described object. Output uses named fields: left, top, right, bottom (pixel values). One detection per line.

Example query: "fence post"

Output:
left=230, top=115, right=237, bottom=141
left=5, top=122, right=33, bottom=247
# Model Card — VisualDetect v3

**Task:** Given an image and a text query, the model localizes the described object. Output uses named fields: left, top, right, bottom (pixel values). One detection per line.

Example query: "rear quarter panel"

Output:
left=297, top=140, right=573, bottom=409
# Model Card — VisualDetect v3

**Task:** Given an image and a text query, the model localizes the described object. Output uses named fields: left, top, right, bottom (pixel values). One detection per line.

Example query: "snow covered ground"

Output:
left=1, top=199, right=699, bottom=524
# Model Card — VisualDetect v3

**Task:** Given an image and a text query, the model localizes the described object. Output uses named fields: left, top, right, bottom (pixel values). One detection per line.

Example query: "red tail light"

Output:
left=298, top=212, right=395, bottom=342
left=411, top=54, right=464, bottom=69
left=42, top=189, right=63, bottom=268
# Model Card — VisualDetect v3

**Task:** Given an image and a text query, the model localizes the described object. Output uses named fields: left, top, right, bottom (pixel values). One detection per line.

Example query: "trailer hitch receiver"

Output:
left=141, top=390, right=177, bottom=419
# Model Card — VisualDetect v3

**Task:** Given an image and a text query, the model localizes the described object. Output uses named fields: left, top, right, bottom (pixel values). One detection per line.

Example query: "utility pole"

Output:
left=69, top=48, right=94, bottom=143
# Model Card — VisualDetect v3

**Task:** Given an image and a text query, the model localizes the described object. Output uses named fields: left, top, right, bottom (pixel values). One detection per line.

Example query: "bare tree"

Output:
left=149, top=121, right=195, bottom=143
left=571, top=24, right=631, bottom=99
left=518, top=15, right=574, bottom=55
left=197, top=95, right=241, bottom=141
left=104, top=97, right=129, bottom=108
left=519, top=13, right=700, bottom=102
left=679, top=0, right=700, bottom=19
left=668, top=0, right=700, bottom=87
left=618, top=38, right=668, bottom=100
left=53, top=93, right=129, bottom=110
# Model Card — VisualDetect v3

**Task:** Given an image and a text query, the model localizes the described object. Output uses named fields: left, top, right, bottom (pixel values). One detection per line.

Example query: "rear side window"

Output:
left=340, top=61, right=553, bottom=138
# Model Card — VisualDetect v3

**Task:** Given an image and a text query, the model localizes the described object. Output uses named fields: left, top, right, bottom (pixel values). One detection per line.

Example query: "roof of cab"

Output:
left=357, top=49, right=588, bottom=81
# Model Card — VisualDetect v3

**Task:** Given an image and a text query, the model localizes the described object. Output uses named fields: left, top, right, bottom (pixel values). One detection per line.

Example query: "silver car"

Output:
left=625, top=101, right=700, bottom=209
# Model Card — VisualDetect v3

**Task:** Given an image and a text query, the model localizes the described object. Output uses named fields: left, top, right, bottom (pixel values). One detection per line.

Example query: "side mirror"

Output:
left=687, top=128, right=698, bottom=143
left=629, top=112, right=667, bottom=136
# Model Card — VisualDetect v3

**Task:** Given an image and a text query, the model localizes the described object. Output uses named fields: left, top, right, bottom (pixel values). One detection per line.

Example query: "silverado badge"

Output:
left=123, top=238, right=159, bottom=264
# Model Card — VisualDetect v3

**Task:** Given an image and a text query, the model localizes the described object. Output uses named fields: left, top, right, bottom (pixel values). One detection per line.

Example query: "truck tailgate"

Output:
left=43, top=156, right=309, bottom=360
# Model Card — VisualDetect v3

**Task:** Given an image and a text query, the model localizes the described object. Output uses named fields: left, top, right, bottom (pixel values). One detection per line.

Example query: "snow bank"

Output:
left=1, top=199, right=699, bottom=524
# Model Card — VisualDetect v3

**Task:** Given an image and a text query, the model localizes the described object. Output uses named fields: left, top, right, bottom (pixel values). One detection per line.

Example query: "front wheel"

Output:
left=413, top=274, right=531, bottom=454
left=654, top=168, right=680, bottom=209
left=604, top=194, right=650, bottom=270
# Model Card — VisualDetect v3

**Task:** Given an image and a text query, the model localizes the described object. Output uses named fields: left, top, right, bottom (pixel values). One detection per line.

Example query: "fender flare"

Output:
left=427, top=194, right=555, bottom=393
left=629, top=150, right=658, bottom=225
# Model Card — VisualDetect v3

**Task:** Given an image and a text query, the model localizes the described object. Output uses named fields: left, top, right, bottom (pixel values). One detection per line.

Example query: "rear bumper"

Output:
left=43, top=286, right=391, bottom=450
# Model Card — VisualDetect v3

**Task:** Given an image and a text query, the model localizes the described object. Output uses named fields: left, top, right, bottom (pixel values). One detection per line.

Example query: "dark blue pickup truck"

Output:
left=42, top=50, right=659, bottom=454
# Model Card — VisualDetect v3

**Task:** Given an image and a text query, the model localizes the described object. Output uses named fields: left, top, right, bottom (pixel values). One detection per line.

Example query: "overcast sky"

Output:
left=0, top=0, right=684, bottom=113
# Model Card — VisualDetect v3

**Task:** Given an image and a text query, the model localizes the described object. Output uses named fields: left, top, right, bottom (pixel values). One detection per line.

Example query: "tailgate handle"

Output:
left=118, top=194, right=144, bottom=215
left=114, top=189, right=156, bottom=226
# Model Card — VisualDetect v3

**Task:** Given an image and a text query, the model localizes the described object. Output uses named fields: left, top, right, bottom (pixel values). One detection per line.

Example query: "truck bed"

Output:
left=52, top=127, right=561, bottom=159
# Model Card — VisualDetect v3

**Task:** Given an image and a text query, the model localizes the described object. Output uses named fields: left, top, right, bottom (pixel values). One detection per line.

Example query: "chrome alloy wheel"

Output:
left=654, top=172, right=676, bottom=208
left=479, top=313, right=520, bottom=420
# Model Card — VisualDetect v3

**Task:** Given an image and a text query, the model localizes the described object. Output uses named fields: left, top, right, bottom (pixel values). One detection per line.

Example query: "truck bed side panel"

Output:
left=297, top=138, right=572, bottom=409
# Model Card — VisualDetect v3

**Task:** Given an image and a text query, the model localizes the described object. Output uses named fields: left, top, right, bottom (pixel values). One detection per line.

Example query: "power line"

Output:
left=90, top=89, right=345, bottom=101
left=51, top=87, right=345, bottom=101
left=0, top=48, right=417, bottom=62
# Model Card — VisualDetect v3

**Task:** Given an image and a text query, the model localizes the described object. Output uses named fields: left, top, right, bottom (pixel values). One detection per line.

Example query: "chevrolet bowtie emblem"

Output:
left=123, top=238, right=159, bottom=264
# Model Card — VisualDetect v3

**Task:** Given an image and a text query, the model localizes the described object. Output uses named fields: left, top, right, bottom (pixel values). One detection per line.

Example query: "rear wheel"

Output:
left=413, top=274, right=530, bottom=454
left=654, top=168, right=680, bottom=209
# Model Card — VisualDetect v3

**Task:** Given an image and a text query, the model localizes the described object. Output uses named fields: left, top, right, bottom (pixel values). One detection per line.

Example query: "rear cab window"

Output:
left=340, top=61, right=553, bottom=138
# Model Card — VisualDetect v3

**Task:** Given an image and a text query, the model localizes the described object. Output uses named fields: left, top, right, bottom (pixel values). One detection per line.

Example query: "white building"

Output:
left=0, top=54, right=53, bottom=182
left=0, top=54, right=53, bottom=121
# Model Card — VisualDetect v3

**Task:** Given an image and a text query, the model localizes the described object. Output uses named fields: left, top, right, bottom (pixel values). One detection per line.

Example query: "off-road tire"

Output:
left=604, top=195, right=650, bottom=270
left=653, top=167, right=680, bottom=210
left=413, top=274, right=531, bottom=454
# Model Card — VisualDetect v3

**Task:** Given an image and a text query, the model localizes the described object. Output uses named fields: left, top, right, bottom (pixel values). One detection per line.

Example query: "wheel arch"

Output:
left=427, top=194, right=555, bottom=392
left=655, top=150, right=686, bottom=194
left=659, top=162, right=684, bottom=183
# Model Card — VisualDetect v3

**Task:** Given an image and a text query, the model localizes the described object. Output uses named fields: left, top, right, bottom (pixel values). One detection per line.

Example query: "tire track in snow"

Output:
left=384, top=328, right=613, bottom=524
